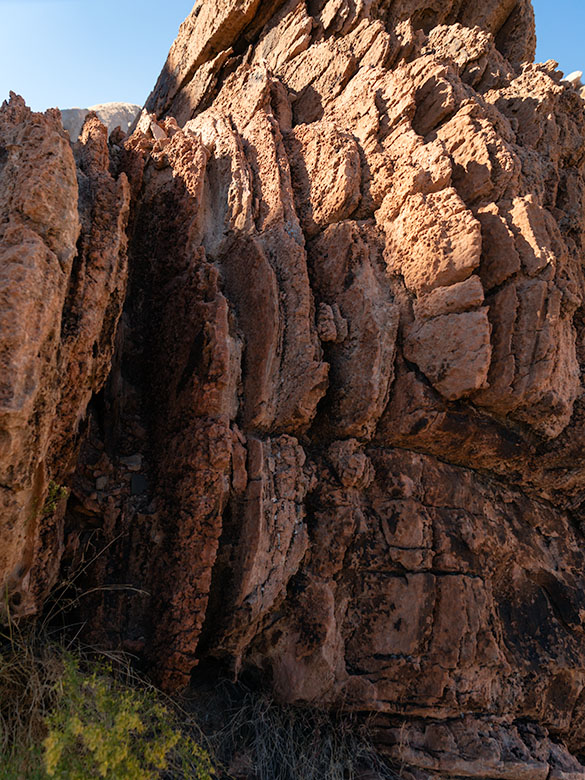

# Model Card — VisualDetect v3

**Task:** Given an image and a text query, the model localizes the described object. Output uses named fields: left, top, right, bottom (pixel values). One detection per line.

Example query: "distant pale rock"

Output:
left=60, top=102, right=141, bottom=140
left=59, top=107, right=87, bottom=140
left=562, top=69, right=583, bottom=88
left=88, top=102, right=142, bottom=135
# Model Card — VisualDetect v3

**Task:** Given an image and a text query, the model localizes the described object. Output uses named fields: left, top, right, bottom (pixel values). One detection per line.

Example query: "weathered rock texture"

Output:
left=0, top=94, right=129, bottom=617
left=4, top=0, right=585, bottom=776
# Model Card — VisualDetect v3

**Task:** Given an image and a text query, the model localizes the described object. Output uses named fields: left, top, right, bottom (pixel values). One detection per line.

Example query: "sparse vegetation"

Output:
left=42, top=481, right=69, bottom=518
left=0, top=618, right=402, bottom=780
left=0, top=537, right=398, bottom=780
left=43, top=655, right=214, bottom=779
left=190, top=680, right=402, bottom=780
left=0, top=621, right=215, bottom=780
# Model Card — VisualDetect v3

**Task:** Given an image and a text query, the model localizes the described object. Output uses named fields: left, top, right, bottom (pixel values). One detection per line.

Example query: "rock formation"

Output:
left=60, top=102, right=141, bottom=140
left=0, top=95, right=129, bottom=618
left=4, top=0, right=585, bottom=776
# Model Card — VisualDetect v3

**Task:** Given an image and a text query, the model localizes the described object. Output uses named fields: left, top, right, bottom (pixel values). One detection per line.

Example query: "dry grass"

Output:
left=0, top=611, right=215, bottom=779
left=187, top=680, right=402, bottom=780
left=0, top=615, right=63, bottom=758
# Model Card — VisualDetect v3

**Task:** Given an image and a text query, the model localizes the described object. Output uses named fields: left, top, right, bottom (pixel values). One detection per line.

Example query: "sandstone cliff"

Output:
left=3, top=0, right=585, bottom=777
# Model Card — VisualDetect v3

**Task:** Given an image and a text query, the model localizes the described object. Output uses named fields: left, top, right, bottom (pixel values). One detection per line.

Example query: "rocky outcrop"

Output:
left=0, top=94, right=129, bottom=617
left=60, top=102, right=141, bottom=140
left=4, top=0, right=585, bottom=777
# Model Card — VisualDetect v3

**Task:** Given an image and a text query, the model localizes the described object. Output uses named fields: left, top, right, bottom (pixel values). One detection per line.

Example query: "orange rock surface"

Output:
left=4, top=0, right=585, bottom=776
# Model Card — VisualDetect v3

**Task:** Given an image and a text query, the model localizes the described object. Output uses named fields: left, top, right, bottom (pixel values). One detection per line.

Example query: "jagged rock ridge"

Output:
left=3, top=1, right=585, bottom=777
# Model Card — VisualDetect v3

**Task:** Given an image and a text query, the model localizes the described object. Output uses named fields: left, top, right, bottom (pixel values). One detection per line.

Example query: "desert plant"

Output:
left=0, top=619, right=62, bottom=760
left=43, top=654, right=214, bottom=780
left=0, top=747, right=46, bottom=780
left=0, top=619, right=215, bottom=780
left=42, top=481, right=69, bottom=517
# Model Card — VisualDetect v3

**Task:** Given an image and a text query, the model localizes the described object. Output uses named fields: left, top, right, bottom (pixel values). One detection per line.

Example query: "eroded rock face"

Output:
left=4, top=0, right=585, bottom=777
left=0, top=94, right=129, bottom=617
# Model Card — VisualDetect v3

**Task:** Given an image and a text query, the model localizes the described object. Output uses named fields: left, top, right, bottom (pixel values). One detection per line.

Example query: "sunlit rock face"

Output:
left=0, top=95, right=129, bottom=617
left=5, top=0, right=585, bottom=776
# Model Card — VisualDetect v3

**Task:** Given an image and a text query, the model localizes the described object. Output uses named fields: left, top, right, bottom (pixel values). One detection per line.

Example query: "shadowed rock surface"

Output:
left=3, top=0, right=585, bottom=776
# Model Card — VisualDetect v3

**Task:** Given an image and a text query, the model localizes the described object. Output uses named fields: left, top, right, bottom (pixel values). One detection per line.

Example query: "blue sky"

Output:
left=533, top=0, right=584, bottom=77
left=0, top=0, right=192, bottom=111
left=0, top=1, right=583, bottom=112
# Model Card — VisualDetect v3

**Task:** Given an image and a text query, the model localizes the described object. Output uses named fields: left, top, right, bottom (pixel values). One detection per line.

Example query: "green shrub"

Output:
left=42, top=481, right=69, bottom=517
left=0, top=620, right=215, bottom=780
left=43, top=655, right=214, bottom=780
left=0, top=745, right=46, bottom=779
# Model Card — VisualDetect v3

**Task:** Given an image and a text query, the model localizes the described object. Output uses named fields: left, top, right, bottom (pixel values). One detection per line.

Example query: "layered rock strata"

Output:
left=4, top=0, right=585, bottom=777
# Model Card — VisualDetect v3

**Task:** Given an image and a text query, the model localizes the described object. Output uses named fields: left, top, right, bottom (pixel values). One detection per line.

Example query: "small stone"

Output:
left=163, top=117, right=181, bottom=136
left=95, top=476, right=108, bottom=490
left=150, top=122, right=167, bottom=141
left=120, top=454, right=143, bottom=471
left=332, top=304, right=348, bottom=342
left=135, top=109, right=153, bottom=135
left=317, top=303, right=338, bottom=342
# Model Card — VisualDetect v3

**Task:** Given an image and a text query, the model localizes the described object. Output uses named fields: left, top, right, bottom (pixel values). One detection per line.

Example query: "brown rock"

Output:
left=413, top=274, right=485, bottom=320
left=404, top=308, right=492, bottom=399
left=0, top=96, right=128, bottom=616
left=383, top=188, right=482, bottom=295
left=285, top=121, right=361, bottom=237
left=6, top=1, right=585, bottom=777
